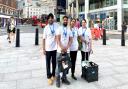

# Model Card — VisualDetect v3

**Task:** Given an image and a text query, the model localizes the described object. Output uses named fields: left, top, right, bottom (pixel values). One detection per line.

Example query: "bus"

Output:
left=32, top=16, right=38, bottom=26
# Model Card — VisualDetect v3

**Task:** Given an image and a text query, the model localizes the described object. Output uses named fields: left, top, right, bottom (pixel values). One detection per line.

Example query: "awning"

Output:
left=0, top=14, right=11, bottom=18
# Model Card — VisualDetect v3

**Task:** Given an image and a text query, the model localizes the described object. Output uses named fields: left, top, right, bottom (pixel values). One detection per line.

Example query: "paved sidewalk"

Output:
left=107, top=30, right=128, bottom=35
left=0, top=33, right=128, bottom=89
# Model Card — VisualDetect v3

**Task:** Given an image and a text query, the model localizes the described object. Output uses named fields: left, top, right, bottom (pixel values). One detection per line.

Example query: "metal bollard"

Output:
left=16, top=29, right=20, bottom=47
left=103, top=28, right=106, bottom=45
left=121, top=29, right=125, bottom=46
left=35, top=28, right=39, bottom=45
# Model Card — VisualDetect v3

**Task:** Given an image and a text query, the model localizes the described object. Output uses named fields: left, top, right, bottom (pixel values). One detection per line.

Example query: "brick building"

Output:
left=0, top=0, right=17, bottom=27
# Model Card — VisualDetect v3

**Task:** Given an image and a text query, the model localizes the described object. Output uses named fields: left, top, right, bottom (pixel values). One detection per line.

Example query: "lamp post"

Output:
left=121, top=0, right=125, bottom=46
left=16, top=9, right=20, bottom=25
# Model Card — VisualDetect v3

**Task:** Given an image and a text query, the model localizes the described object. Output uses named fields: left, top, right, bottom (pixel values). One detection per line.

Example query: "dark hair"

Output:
left=10, top=16, right=14, bottom=19
left=76, top=18, right=79, bottom=21
left=47, top=13, right=54, bottom=20
left=63, top=16, right=68, bottom=19
left=107, top=16, right=109, bottom=18
left=82, top=19, right=86, bottom=23
left=71, top=18, right=76, bottom=22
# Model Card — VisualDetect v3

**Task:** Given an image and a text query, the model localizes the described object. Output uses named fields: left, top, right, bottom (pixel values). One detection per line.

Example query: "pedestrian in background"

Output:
left=42, top=13, right=58, bottom=85
left=122, top=21, right=127, bottom=32
left=9, top=16, right=16, bottom=43
left=75, top=18, right=80, bottom=29
left=94, top=20, right=101, bottom=40
left=7, top=19, right=10, bottom=41
left=90, top=20, right=95, bottom=39
left=69, top=18, right=79, bottom=80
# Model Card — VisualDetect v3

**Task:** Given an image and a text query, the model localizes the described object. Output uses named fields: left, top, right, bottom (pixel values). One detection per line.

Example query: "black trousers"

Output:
left=81, top=51, right=90, bottom=76
left=81, top=51, right=89, bottom=61
left=46, top=50, right=57, bottom=79
left=70, top=51, right=77, bottom=74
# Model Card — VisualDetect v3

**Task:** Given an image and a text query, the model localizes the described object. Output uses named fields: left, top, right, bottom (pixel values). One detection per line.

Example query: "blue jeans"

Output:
left=56, top=52, right=72, bottom=79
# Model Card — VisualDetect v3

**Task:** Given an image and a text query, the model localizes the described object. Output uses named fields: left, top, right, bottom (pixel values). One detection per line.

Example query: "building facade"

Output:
left=41, top=0, right=56, bottom=15
left=56, top=0, right=66, bottom=22
left=68, top=0, right=128, bottom=31
left=0, top=0, right=17, bottom=27
left=18, top=0, right=41, bottom=18
left=18, top=0, right=56, bottom=18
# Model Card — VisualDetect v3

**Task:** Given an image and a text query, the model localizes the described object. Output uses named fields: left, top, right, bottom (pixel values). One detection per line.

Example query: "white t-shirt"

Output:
left=78, top=27, right=92, bottom=52
left=70, top=27, right=79, bottom=51
left=56, top=26, right=73, bottom=53
left=10, top=19, right=16, bottom=30
left=43, top=22, right=58, bottom=51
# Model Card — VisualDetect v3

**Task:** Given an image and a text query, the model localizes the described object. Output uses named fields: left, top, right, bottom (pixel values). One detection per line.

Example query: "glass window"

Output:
left=82, top=5, right=85, bottom=11
left=110, top=0, right=114, bottom=6
left=106, top=0, right=110, bottom=6
left=89, top=0, right=117, bottom=10
left=79, top=1, right=85, bottom=12
left=114, top=0, right=117, bottom=5
left=102, top=0, right=106, bottom=7
left=110, top=12, right=114, bottom=17
left=124, top=0, right=128, bottom=4
left=123, top=8, right=128, bottom=24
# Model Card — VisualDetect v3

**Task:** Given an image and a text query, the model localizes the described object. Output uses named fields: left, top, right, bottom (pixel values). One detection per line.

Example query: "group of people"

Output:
left=42, top=13, right=92, bottom=88
left=90, top=20, right=103, bottom=40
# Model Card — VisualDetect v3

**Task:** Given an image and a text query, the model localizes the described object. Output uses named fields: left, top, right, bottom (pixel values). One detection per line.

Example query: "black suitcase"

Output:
left=82, top=61, right=98, bottom=82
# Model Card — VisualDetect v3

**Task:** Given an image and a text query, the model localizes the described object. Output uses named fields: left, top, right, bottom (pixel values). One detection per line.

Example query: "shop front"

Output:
left=88, top=9, right=117, bottom=30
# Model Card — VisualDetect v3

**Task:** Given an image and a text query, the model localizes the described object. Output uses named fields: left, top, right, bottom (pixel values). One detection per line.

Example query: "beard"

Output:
left=63, top=23, right=67, bottom=27
left=49, top=21, right=53, bottom=25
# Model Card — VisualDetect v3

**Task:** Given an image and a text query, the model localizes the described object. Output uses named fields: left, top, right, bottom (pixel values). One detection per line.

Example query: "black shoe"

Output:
left=56, top=81, right=60, bottom=88
left=81, top=74, right=84, bottom=78
left=62, top=78, right=70, bottom=85
left=56, top=76, right=60, bottom=88
left=8, top=41, right=11, bottom=43
left=71, top=74, right=77, bottom=80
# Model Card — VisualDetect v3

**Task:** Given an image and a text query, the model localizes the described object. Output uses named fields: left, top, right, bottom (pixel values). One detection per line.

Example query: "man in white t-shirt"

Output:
left=43, top=13, right=58, bottom=85
left=56, top=16, right=73, bottom=88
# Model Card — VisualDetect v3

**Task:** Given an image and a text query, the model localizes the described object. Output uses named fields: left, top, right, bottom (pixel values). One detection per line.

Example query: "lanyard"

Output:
left=49, top=24, right=55, bottom=35
left=63, top=27, right=67, bottom=37
left=72, top=28, right=75, bottom=37
left=82, top=27, right=86, bottom=37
